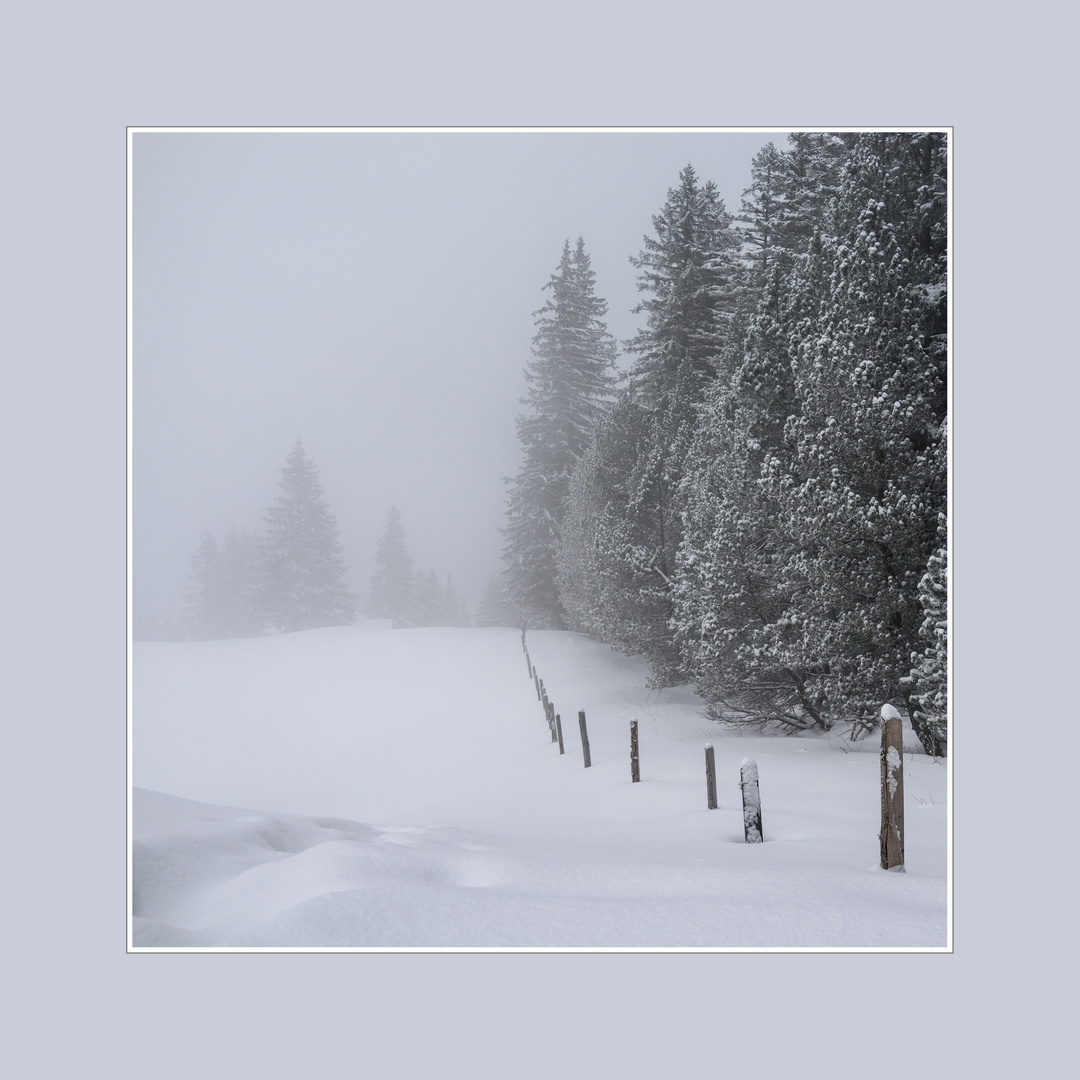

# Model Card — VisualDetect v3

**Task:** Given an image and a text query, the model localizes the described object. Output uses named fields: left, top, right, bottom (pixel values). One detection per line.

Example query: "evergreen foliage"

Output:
left=256, top=438, right=356, bottom=633
left=626, top=164, right=741, bottom=405
left=180, top=525, right=261, bottom=639
left=669, top=133, right=947, bottom=737
left=367, top=506, right=421, bottom=628
left=503, top=237, right=617, bottom=627
left=558, top=166, right=740, bottom=684
left=904, top=508, right=948, bottom=755
left=181, top=529, right=226, bottom=640
left=474, top=570, right=520, bottom=628
left=555, top=136, right=948, bottom=742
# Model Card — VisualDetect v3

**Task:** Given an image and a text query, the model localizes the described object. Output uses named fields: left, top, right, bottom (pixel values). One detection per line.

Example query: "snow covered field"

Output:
left=131, top=624, right=949, bottom=949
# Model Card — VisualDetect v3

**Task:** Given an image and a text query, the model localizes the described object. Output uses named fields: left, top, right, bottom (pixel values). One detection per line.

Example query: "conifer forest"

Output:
left=502, top=133, right=947, bottom=752
left=160, top=132, right=948, bottom=755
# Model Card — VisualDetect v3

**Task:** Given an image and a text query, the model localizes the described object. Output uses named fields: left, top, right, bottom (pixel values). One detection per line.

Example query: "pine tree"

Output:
left=256, top=438, right=356, bottom=633
left=220, top=524, right=261, bottom=637
left=503, top=237, right=617, bottom=627
left=904, top=508, right=948, bottom=756
left=367, top=506, right=421, bottom=629
left=763, top=135, right=947, bottom=726
left=673, top=264, right=813, bottom=724
left=441, top=572, right=470, bottom=627
left=559, top=167, right=740, bottom=684
left=626, top=164, right=741, bottom=405
left=671, top=134, right=947, bottom=734
left=736, top=141, right=790, bottom=299
left=415, top=567, right=443, bottom=626
left=181, top=528, right=226, bottom=640
left=474, top=570, right=519, bottom=628
left=557, top=392, right=683, bottom=679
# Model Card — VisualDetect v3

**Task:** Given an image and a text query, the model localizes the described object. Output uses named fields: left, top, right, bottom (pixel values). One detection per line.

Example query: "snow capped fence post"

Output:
left=578, top=709, right=592, bottom=768
left=630, top=720, right=640, bottom=783
left=740, top=758, right=762, bottom=842
left=525, top=649, right=532, bottom=679
left=704, top=745, right=717, bottom=809
left=555, top=712, right=564, bottom=755
left=534, top=670, right=540, bottom=701
left=547, top=700, right=557, bottom=743
left=879, top=704, right=905, bottom=871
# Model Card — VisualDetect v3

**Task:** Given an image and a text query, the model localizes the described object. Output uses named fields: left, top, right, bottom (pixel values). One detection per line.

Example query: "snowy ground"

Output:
left=131, top=624, right=949, bottom=949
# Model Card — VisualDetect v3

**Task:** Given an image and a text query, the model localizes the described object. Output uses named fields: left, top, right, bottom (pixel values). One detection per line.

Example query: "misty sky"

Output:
left=132, top=129, right=783, bottom=622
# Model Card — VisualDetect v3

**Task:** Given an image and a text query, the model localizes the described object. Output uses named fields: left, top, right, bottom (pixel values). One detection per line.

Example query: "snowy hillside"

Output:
left=131, top=625, right=949, bottom=949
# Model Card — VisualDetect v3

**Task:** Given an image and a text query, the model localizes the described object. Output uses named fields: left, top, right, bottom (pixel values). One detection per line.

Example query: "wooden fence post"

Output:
left=555, top=712, right=564, bottom=754
left=740, top=758, right=763, bottom=842
left=630, top=720, right=640, bottom=783
left=525, top=649, right=532, bottom=679
left=547, top=700, right=557, bottom=742
left=578, top=709, right=591, bottom=768
left=879, top=704, right=905, bottom=871
left=704, top=745, right=717, bottom=809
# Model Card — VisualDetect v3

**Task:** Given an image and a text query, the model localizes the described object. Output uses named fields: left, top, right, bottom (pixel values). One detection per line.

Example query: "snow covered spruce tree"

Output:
left=367, top=506, right=421, bottom=629
left=181, top=524, right=262, bottom=639
left=762, top=133, right=947, bottom=738
left=255, top=438, right=356, bottom=633
left=502, top=237, right=617, bottom=627
left=905, top=507, right=948, bottom=756
left=180, top=529, right=227, bottom=640
left=672, top=137, right=843, bottom=726
left=558, top=165, right=740, bottom=684
left=473, top=570, right=519, bottom=628
left=673, top=262, right=814, bottom=725
left=558, top=391, right=679, bottom=665
left=671, top=133, right=947, bottom=739
left=414, top=568, right=470, bottom=627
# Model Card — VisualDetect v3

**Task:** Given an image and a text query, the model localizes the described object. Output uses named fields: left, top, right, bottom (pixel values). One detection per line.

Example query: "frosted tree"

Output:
left=474, top=570, right=519, bottom=628
left=559, top=167, right=740, bottom=684
left=367, top=506, right=421, bottom=628
left=557, top=393, right=684, bottom=680
left=180, top=529, right=226, bottom=640
left=671, top=133, right=947, bottom=735
left=673, top=263, right=816, bottom=725
left=415, top=567, right=443, bottom=626
left=256, top=438, right=356, bottom=633
left=219, top=524, right=261, bottom=637
left=762, top=135, right=947, bottom=730
left=904, top=508, right=948, bottom=756
left=626, top=164, right=741, bottom=406
left=440, top=572, right=470, bottom=627
left=502, top=237, right=617, bottom=627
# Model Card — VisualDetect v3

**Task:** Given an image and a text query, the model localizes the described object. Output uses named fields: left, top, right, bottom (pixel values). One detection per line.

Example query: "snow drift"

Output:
left=131, top=626, right=948, bottom=948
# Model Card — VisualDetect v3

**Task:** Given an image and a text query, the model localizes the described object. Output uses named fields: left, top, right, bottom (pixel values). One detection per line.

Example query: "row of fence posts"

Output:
left=522, top=630, right=905, bottom=865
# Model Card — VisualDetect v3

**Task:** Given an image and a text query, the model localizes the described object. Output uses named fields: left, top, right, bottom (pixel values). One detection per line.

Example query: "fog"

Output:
left=132, top=129, right=780, bottom=627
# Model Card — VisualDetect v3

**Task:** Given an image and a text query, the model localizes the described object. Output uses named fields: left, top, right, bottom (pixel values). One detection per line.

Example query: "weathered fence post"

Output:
left=879, top=704, right=905, bottom=871
left=704, top=744, right=717, bottom=809
left=547, top=700, right=557, bottom=742
left=740, top=758, right=763, bottom=842
left=578, top=709, right=591, bottom=768
left=630, top=720, right=640, bottom=783
left=534, top=671, right=541, bottom=701
left=525, top=649, right=532, bottom=678
left=555, top=712, right=564, bottom=754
